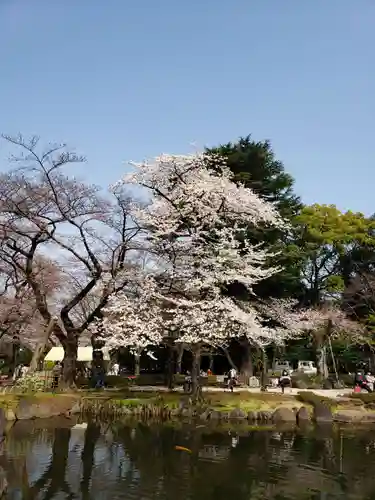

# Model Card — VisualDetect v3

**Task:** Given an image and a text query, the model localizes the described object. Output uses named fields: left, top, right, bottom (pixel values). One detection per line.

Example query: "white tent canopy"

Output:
left=44, top=347, right=111, bottom=362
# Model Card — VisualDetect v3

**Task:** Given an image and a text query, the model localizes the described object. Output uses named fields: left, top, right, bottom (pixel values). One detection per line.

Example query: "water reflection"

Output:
left=2, top=418, right=375, bottom=499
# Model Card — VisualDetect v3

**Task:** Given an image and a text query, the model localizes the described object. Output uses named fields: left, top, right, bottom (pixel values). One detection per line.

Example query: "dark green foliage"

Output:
left=206, top=135, right=302, bottom=218
left=206, top=135, right=304, bottom=299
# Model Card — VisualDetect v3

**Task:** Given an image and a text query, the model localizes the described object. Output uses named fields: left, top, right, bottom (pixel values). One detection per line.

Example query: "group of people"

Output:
left=50, top=359, right=108, bottom=389
left=228, top=368, right=292, bottom=393
left=183, top=367, right=292, bottom=393
left=12, top=364, right=29, bottom=381
left=354, top=370, right=375, bottom=392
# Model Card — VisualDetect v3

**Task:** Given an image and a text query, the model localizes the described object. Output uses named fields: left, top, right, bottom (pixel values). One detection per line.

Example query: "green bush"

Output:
left=13, top=373, right=51, bottom=393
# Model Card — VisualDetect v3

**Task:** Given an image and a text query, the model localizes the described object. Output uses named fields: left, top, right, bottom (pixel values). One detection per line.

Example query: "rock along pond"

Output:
left=1, top=417, right=375, bottom=499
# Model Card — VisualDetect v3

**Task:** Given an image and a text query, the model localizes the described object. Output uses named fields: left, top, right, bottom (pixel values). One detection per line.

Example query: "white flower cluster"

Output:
left=89, top=274, right=164, bottom=351
left=261, top=299, right=366, bottom=342
left=93, top=152, right=289, bottom=351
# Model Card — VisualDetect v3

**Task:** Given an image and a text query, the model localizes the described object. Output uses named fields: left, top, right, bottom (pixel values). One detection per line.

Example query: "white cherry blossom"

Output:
left=89, top=274, right=164, bottom=351
left=96, top=152, right=291, bottom=351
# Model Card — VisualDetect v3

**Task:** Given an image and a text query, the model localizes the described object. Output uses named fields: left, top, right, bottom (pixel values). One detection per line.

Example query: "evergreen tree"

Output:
left=206, top=135, right=304, bottom=299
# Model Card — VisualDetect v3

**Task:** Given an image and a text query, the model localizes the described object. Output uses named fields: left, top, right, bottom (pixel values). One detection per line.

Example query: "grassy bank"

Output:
left=0, top=389, right=374, bottom=424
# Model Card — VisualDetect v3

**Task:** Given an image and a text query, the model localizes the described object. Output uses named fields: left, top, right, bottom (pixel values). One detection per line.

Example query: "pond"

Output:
left=2, top=418, right=375, bottom=499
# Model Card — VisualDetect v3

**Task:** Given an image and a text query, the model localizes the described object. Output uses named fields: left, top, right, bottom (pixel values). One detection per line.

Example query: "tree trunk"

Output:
left=62, top=334, right=78, bottom=387
left=165, top=345, right=175, bottom=390
left=191, top=344, right=201, bottom=400
left=28, top=428, right=72, bottom=497
left=315, top=321, right=330, bottom=379
left=222, top=347, right=238, bottom=371
left=134, top=351, right=141, bottom=377
left=10, top=341, right=18, bottom=377
left=208, top=354, right=214, bottom=372
left=80, top=422, right=101, bottom=499
left=29, top=318, right=56, bottom=373
left=260, top=349, right=268, bottom=391
left=240, top=340, right=253, bottom=377
left=176, top=344, right=184, bottom=374
left=316, top=344, right=329, bottom=379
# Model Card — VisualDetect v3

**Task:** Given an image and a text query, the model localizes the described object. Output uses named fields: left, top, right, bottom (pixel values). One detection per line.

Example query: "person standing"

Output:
left=279, top=369, right=291, bottom=394
left=366, top=372, right=375, bottom=392
left=228, top=367, right=237, bottom=392
left=52, top=362, right=62, bottom=389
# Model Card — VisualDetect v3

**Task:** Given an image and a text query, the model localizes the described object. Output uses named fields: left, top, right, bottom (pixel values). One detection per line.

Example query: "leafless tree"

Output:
left=0, top=134, right=143, bottom=384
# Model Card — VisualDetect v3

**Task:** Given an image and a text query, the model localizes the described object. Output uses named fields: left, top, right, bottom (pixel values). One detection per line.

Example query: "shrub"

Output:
left=13, top=373, right=51, bottom=393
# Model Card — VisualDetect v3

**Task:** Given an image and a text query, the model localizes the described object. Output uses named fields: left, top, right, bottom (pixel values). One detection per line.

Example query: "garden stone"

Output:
left=248, top=377, right=260, bottom=388
left=209, top=411, right=220, bottom=420
left=247, top=411, right=258, bottom=422
left=229, top=408, right=246, bottom=419
left=333, top=410, right=366, bottom=423
left=15, top=396, right=78, bottom=420
left=363, top=412, right=375, bottom=423
left=272, top=407, right=296, bottom=423
left=313, top=403, right=332, bottom=424
left=257, top=411, right=273, bottom=422
left=296, top=406, right=310, bottom=423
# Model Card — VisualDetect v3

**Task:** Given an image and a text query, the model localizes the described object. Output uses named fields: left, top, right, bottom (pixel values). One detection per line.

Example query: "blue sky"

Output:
left=0, top=0, right=373, bottom=214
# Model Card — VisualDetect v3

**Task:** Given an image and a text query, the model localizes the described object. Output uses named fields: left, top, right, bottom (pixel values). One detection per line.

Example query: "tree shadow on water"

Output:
left=79, top=422, right=101, bottom=500
left=25, top=427, right=75, bottom=500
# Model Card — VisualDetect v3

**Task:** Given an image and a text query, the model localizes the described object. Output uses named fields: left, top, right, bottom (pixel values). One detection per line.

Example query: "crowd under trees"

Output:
left=0, top=133, right=374, bottom=389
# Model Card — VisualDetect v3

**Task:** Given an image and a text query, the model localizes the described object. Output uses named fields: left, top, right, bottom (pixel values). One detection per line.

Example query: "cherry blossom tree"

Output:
left=97, top=152, right=295, bottom=395
left=89, top=272, right=164, bottom=376
left=261, top=299, right=367, bottom=378
left=90, top=274, right=164, bottom=346
left=0, top=135, right=144, bottom=385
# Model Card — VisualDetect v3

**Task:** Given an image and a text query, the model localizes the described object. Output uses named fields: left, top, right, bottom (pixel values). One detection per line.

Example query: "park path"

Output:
left=129, top=385, right=353, bottom=399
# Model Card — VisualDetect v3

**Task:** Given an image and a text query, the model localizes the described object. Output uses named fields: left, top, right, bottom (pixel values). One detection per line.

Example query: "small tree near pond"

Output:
left=263, top=299, right=367, bottom=378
